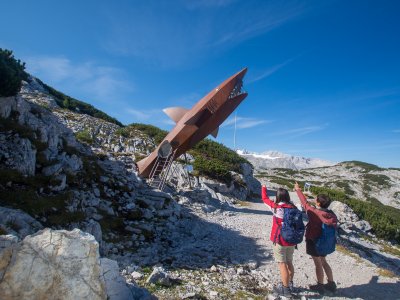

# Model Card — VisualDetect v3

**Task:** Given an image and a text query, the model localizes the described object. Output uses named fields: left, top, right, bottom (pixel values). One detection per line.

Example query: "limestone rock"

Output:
left=0, top=133, right=36, bottom=176
left=330, top=201, right=372, bottom=233
left=0, top=228, right=106, bottom=300
left=101, top=258, right=150, bottom=300
left=0, top=206, right=43, bottom=239
left=146, top=266, right=173, bottom=287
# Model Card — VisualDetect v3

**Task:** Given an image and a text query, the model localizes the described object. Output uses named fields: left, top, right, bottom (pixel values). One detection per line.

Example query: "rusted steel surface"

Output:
left=137, top=68, right=248, bottom=177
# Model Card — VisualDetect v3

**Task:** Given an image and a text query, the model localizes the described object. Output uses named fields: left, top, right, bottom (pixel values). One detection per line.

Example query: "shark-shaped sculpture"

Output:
left=137, top=68, right=248, bottom=177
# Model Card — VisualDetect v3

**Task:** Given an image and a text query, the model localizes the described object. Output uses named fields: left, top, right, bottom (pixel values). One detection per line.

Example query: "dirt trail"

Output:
left=201, top=192, right=400, bottom=299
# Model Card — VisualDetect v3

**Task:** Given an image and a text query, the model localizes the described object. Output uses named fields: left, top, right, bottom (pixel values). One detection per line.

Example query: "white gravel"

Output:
left=198, top=192, right=400, bottom=300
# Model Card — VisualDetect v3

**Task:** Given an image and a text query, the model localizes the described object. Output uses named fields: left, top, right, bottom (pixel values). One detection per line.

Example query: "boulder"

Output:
left=0, top=228, right=107, bottom=300
left=0, top=134, right=36, bottom=176
left=329, top=201, right=372, bottom=233
left=0, top=206, right=43, bottom=239
left=100, top=258, right=153, bottom=300
left=146, top=266, right=173, bottom=287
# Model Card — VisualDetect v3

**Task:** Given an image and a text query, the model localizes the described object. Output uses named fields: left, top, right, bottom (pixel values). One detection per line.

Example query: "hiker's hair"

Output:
left=276, top=188, right=291, bottom=203
left=317, top=194, right=331, bottom=208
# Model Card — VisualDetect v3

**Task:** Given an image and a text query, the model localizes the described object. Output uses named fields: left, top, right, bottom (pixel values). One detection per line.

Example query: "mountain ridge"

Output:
left=237, top=149, right=336, bottom=170
left=1, top=52, right=399, bottom=299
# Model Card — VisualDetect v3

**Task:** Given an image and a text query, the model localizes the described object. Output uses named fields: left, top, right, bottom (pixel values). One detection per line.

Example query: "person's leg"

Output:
left=311, top=256, right=324, bottom=283
left=278, top=262, right=290, bottom=287
left=286, top=246, right=295, bottom=282
left=321, top=257, right=336, bottom=292
left=287, top=261, right=294, bottom=282
left=320, top=257, right=333, bottom=282
left=273, top=245, right=292, bottom=297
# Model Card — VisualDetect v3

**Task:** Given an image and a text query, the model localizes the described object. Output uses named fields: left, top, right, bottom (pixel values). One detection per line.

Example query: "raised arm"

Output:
left=261, top=185, right=278, bottom=208
left=294, top=182, right=338, bottom=226
left=294, top=182, right=312, bottom=211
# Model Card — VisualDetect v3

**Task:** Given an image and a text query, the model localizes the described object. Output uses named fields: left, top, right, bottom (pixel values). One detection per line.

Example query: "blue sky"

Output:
left=1, top=0, right=399, bottom=167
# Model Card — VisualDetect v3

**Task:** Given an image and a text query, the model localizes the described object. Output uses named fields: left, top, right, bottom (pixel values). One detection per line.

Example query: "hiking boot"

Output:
left=324, top=281, right=337, bottom=293
left=273, top=282, right=293, bottom=299
left=309, top=282, right=325, bottom=294
left=289, top=280, right=298, bottom=293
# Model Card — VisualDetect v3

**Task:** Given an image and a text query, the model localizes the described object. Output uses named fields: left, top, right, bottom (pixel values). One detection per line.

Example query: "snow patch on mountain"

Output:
left=237, top=149, right=336, bottom=170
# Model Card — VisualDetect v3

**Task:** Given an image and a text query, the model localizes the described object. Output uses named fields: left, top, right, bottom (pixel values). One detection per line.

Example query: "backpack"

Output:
left=276, top=206, right=305, bottom=244
left=315, top=222, right=337, bottom=256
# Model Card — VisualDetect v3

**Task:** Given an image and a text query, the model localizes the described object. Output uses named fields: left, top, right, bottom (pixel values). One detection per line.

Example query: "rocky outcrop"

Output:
left=0, top=207, right=43, bottom=239
left=255, top=160, right=400, bottom=209
left=330, top=201, right=372, bottom=233
left=0, top=228, right=151, bottom=300
left=0, top=229, right=106, bottom=299
left=237, top=149, right=335, bottom=170
left=0, top=132, right=36, bottom=176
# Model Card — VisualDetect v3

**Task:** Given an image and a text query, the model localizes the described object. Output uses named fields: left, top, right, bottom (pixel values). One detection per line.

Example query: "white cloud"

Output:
left=247, top=58, right=296, bottom=84
left=25, top=56, right=132, bottom=101
left=125, top=107, right=175, bottom=127
left=126, top=108, right=154, bottom=120
left=272, top=125, right=327, bottom=137
left=222, top=116, right=272, bottom=129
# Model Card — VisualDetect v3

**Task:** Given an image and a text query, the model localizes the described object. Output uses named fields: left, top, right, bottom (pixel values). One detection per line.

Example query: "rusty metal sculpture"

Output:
left=137, top=68, right=248, bottom=180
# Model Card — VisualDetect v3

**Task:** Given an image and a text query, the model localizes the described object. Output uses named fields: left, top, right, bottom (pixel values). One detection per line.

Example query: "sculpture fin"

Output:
left=210, top=127, right=219, bottom=138
left=163, top=107, right=189, bottom=123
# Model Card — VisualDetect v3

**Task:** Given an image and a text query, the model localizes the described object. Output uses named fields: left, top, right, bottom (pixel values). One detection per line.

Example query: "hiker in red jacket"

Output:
left=261, top=185, right=296, bottom=298
left=294, top=182, right=338, bottom=293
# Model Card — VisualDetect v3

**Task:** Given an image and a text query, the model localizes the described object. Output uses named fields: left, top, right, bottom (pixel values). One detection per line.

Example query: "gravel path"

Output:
left=198, top=192, right=400, bottom=299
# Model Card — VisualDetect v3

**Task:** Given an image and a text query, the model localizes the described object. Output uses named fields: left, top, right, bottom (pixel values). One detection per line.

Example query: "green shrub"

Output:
left=310, top=186, right=400, bottom=244
left=340, top=161, right=383, bottom=172
left=0, top=49, right=27, bottom=97
left=130, top=123, right=250, bottom=182
left=363, top=173, right=391, bottom=188
left=36, top=79, right=123, bottom=126
left=127, top=123, right=168, bottom=144
left=75, top=130, right=93, bottom=144
left=190, top=139, right=250, bottom=183
left=333, top=180, right=355, bottom=195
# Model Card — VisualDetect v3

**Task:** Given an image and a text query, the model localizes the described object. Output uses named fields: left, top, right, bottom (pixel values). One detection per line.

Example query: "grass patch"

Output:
left=0, top=187, right=76, bottom=226
left=0, top=227, right=7, bottom=235
left=377, top=268, right=397, bottom=278
left=75, top=129, right=94, bottom=145
left=336, top=244, right=363, bottom=264
left=380, top=244, right=400, bottom=258
left=236, top=200, right=250, bottom=207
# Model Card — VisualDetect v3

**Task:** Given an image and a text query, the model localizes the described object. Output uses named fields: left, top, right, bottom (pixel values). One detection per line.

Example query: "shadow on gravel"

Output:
left=336, top=275, right=400, bottom=300
left=341, top=237, right=400, bottom=276
left=225, top=205, right=273, bottom=216
left=134, top=204, right=274, bottom=271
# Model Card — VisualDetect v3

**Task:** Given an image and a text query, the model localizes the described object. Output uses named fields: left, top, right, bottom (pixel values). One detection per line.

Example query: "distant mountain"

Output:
left=237, top=149, right=335, bottom=170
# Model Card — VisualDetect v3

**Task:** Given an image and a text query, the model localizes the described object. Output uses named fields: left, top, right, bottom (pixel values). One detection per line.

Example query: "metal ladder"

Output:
left=148, top=148, right=177, bottom=190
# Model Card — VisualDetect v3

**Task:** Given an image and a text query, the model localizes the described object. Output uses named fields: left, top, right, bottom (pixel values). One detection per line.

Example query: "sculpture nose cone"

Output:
left=236, top=67, right=248, bottom=79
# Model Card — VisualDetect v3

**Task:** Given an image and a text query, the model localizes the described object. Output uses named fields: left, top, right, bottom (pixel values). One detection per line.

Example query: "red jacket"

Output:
left=261, top=186, right=295, bottom=246
left=296, top=189, right=338, bottom=240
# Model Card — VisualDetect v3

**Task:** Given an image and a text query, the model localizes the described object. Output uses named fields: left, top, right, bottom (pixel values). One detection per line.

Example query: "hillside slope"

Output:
left=255, top=161, right=400, bottom=209
left=1, top=52, right=399, bottom=299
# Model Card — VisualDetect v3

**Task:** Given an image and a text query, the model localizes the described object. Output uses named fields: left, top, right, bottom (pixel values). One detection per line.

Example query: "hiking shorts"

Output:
left=273, top=244, right=295, bottom=263
left=306, top=239, right=327, bottom=257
